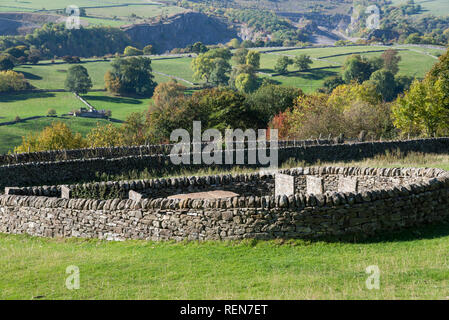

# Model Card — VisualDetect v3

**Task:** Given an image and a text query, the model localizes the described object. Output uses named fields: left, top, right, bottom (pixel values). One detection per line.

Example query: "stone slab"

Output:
left=167, top=190, right=239, bottom=200
left=306, top=176, right=324, bottom=195
left=275, top=173, right=295, bottom=197
left=338, top=176, right=358, bottom=193
left=129, top=190, right=143, bottom=202
left=61, top=186, right=71, bottom=199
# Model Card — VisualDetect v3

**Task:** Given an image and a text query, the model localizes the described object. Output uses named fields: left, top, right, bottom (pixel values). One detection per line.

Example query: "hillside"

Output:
left=122, top=11, right=238, bottom=53
left=0, top=12, right=64, bottom=35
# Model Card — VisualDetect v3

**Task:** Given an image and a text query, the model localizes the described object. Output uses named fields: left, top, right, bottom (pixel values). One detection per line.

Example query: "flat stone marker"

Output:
left=61, top=186, right=71, bottom=199
left=129, top=190, right=143, bottom=202
left=306, top=176, right=324, bottom=195
left=338, top=177, right=358, bottom=193
left=168, top=190, right=238, bottom=200
left=275, top=173, right=295, bottom=197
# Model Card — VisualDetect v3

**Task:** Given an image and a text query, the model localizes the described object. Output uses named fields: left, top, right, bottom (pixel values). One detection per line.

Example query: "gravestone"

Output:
left=275, top=173, right=295, bottom=197
left=129, top=190, right=143, bottom=202
left=306, top=176, right=324, bottom=195
left=338, top=177, right=358, bottom=193
left=61, top=186, right=71, bottom=199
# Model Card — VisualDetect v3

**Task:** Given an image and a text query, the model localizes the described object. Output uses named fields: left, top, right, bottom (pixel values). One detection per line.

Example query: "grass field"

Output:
left=0, top=0, right=186, bottom=28
left=392, top=0, right=449, bottom=17
left=1, top=153, right=449, bottom=299
left=0, top=116, right=112, bottom=154
left=0, top=91, right=152, bottom=154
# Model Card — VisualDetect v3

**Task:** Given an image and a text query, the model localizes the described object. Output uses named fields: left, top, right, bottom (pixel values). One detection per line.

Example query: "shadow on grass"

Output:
left=18, top=71, right=43, bottom=80
left=315, top=221, right=449, bottom=245
left=82, top=95, right=143, bottom=105
left=0, top=92, right=55, bottom=103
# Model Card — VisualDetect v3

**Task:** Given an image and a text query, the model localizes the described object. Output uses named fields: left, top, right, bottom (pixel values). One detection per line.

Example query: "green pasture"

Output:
left=391, top=0, right=449, bottom=17
left=0, top=116, right=113, bottom=154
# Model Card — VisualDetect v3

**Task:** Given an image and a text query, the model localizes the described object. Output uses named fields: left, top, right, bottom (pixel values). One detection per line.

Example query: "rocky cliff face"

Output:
left=122, top=11, right=238, bottom=53
left=0, top=13, right=63, bottom=36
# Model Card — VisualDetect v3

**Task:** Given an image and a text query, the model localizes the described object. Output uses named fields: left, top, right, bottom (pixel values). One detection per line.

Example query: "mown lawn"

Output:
left=1, top=223, right=449, bottom=300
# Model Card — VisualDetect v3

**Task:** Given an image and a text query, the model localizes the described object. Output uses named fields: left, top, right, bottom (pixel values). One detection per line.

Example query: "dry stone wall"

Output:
left=1, top=166, right=448, bottom=241
left=0, top=138, right=449, bottom=190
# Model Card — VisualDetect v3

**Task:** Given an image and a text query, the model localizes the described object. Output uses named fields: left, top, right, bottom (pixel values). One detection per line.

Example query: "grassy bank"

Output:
left=1, top=223, right=449, bottom=299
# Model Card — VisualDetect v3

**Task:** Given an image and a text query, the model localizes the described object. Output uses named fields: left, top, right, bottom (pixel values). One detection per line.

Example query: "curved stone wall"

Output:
left=1, top=166, right=448, bottom=241
left=1, top=138, right=448, bottom=190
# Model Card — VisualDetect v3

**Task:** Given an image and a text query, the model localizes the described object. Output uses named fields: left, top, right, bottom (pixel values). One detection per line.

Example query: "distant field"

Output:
left=0, top=0, right=158, bottom=11
left=262, top=45, right=444, bottom=89
left=0, top=116, right=113, bottom=154
left=391, top=0, right=449, bottom=17
left=0, top=0, right=185, bottom=27
left=14, top=58, right=193, bottom=90
left=1, top=44, right=444, bottom=152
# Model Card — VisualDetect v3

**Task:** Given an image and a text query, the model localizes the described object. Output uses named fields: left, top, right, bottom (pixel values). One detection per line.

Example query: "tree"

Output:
left=27, top=48, right=41, bottom=64
left=0, top=55, right=14, bottom=71
left=191, top=48, right=232, bottom=84
left=14, top=122, right=86, bottom=153
left=393, top=77, right=449, bottom=137
left=122, top=112, right=148, bottom=145
left=294, top=54, right=312, bottom=71
left=247, top=83, right=303, bottom=127
left=274, top=56, right=292, bottom=74
left=86, top=123, right=125, bottom=147
left=105, top=57, right=157, bottom=96
left=191, top=55, right=214, bottom=83
left=366, top=69, right=398, bottom=102
left=190, top=42, right=208, bottom=54
left=319, top=76, right=345, bottom=94
left=342, top=55, right=375, bottom=83
left=229, top=64, right=258, bottom=90
left=235, top=73, right=258, bottom=93
left=246, top=51, right=260, bottom=69
left=0, top=70, right=31, bottom=92
left=381, top=49, right=401, bottom=75
left=65, top=65, right=92, bottom=94
left=209, top=58, right=231, bottom=86
left=227, top=38, right=241, bottom=49
left=143, top=45, right=154, bottom=55
left=152, top=80, right=186, bottom=107
left=124, top=46, right=143, bottom=56
left=233, top=48, right=249, bottom=65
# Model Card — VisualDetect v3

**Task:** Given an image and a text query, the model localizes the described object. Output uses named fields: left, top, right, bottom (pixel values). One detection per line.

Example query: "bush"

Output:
left=0, top=70, right=32, bottom=92
left=47, top=109, right=57, bottom=117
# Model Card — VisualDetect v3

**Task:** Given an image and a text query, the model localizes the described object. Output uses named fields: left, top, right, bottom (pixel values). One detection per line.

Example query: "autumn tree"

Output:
left=86, top=123, right=125, bottom=147
left=152, top=80, right=186, bottom=107
left=124, top=46, right=143, bottom=56
left=14, top=122, right=86, bottom=153
left=0, top=70, right=31, bottom=92
left=381, top=49, right=401, bottom=75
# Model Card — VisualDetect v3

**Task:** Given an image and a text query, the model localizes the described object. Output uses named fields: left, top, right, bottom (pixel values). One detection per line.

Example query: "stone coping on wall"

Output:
left=3, top=166, right=448, bottom=211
